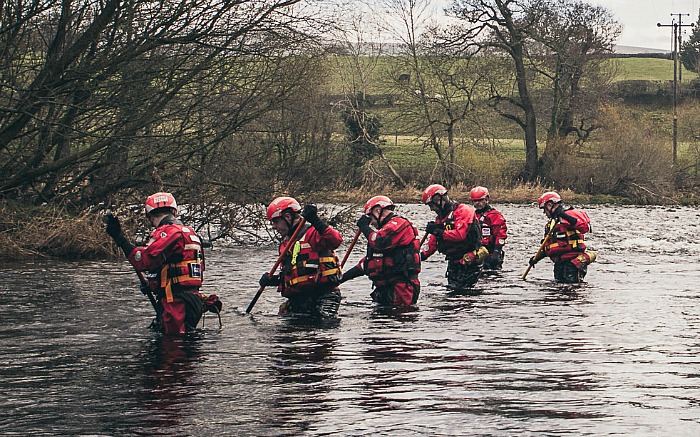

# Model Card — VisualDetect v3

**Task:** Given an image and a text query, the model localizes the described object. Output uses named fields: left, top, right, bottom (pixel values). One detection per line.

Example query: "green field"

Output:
left=329, top=55, right=698, bottom=184
left=613, top=57, right=696, bottom=82
left=326, top=56, right=698, bottom=92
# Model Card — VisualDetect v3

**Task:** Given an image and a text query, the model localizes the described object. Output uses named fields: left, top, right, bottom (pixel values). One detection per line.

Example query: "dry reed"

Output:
left=0, top=202, right=119, bottom=259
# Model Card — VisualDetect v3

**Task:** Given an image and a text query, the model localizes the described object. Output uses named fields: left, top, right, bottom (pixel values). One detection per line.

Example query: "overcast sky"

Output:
left=364, top=1, right=700, bottom=51
left=419, top=0, right=700, bottom=50
left=597, top=0, right=700, bottom=49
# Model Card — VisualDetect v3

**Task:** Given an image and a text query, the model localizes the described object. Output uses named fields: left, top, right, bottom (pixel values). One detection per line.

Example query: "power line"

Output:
left=657, top=13, right=694, bottom=166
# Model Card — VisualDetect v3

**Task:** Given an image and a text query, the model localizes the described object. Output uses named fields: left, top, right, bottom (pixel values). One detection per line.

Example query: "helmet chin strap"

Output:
left=285, top=214, right=300, bottom=237
left=438, top=196, right=452, bottom=217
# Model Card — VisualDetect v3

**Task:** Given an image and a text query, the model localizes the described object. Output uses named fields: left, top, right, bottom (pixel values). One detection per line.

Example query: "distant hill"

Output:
left=613, top=45, right=670, bottom=55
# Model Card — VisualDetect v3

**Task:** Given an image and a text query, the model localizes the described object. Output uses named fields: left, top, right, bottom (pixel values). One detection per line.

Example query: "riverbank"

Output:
left=321, top=183, right=630, bottom=205
left=0, top=182, right=689, bottom=260
left=0, top=201, right=114, bottom=259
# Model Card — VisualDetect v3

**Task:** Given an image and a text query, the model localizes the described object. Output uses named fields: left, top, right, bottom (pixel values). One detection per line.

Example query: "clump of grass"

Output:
left=0, top=201, right=120, bottom=259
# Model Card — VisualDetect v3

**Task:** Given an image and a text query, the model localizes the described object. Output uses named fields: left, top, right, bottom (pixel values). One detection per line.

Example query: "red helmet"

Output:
left=470, top=186, right=489, bottom=201
left=364, top=195, right=394, bottom=215
left=266, top=196, right=301, bottom=221
left=422, top=184, right=448, bottom=204
left=538, top=191, right=562, bottom=208
left=145, top=192, right=177, bottom=215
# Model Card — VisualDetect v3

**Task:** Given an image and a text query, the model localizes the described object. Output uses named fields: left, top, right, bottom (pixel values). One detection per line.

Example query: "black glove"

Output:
left=425, top=221, right=444, bottom=236
left=553, top=206, right=577, bottom=226
left=483, top=247, right=503, bottom=270
left=301, top=204, right=319, bottom=222
left=105, top=214, right=123, bottom=240
left=105, top=214, right=135, bottom=256
left=492, top=246, right=503, bottom=260
left=259, top=272, right=280, bottom=288
left=528, top=256, right=538, bottom=268
left=356, top=214, right=372, bottom=238
left=340, top=265, right=364, bottom=283
left=302, top=204, right=328, bottom=233
left=529, top=252, right=546, bottom=268
left=140, top=282, right=152, bottom=296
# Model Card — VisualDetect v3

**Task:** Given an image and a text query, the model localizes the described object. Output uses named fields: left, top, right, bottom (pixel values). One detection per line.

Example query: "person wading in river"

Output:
left=258, top=197, right=343, bottom=318
left=528, top=191, right=596, bottom=283
left=420, top=184, right=485, bottom=291
left=470, top=186, right=508, bottom=271
left=340, top=196, right=421, bottom=307
left=106, top=192, right=212, bottom=334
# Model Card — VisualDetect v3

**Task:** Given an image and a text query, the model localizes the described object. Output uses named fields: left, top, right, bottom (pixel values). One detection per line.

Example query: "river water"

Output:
left=1, top=204, right=699, bottom=436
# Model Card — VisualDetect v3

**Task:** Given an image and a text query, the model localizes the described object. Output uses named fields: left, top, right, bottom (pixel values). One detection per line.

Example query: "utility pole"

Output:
left=658, top=14, right=694, bottom=166
left=673, top=14, right=692, bottom=85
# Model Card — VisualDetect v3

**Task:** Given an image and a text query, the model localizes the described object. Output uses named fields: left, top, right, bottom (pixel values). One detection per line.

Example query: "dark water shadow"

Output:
left=262, top=314, right=341, bottom=436
left=134, top=333, right=205, bottom=433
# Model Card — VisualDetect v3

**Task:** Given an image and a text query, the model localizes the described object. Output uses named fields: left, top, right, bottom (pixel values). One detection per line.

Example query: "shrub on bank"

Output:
left=0, top=201, right=117, bottom=259
left=0, top=176, right=675, bottom=260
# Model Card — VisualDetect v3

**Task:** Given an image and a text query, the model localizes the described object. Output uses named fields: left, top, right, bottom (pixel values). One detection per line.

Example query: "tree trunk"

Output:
left=378, top=151, right=407, bottom=188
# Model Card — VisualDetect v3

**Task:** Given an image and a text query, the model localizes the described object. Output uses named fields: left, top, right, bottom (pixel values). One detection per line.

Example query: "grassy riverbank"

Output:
left=321, top=182, right=628, bottom=205
left=0, top=181, right=664, bottom=261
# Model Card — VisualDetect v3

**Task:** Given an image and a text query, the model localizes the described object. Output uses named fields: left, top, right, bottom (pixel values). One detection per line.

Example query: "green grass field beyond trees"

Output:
left=614, top=57, right=696, bottom=81
left=338, top=55, right=700, bottom=206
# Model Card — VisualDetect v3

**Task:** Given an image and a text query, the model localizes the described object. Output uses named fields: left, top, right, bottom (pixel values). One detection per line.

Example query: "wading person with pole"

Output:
left=256, top=197, right=343, bottom=318
left=420, top=184, right=486, bottom=291
left=470, top=186, right=508, bottom=271
left=527, top=191, right=596, bottom=283
left=105, top=192, right=217, bottom=335
left=340, top=196, right=421, bottom=307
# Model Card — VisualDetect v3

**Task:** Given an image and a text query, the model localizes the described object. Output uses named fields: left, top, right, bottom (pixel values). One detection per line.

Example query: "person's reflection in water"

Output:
left=265, top=316, right=340, bottom=434
left=371, top=304, right=420, bottom=322
left=447, top=286, right=484, bottom=297
left=542, top=283, right=584, bottom=302
left=137, top=333, right=203, bottom=432
left=358, top=309, right=422, bottom=416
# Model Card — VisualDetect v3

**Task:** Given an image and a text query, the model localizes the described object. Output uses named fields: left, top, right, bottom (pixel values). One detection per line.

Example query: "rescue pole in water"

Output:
left=340, top=229, right=362, bottom=269
left=246, top=218, right=307, bottom=314
left=521, top=219, right=557, bottom=280
left=105, top=211, right=158, bottom=313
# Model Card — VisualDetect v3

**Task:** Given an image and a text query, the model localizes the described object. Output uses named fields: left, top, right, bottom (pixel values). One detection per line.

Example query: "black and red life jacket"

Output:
left=280, top=224, right=342, bottom=296
left=363, top=216, right=421, bottom=286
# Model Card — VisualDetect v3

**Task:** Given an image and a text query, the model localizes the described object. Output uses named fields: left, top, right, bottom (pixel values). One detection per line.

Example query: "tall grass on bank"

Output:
left=0, top=202, right=118, bottom=259
left=0, top=175, right=669, bottom=261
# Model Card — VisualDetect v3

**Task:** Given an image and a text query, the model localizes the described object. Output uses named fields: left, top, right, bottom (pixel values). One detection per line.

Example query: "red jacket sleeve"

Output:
left=306, top=225, right=343, bottom=252
left=563, top=210, right=590, bottom=233
left=421, top=234, right=437, bottom=260
left=442, top=204, right=476, bottom=244
left=489, top=209, right=508, bottom=247
left=367, top=216, right=414, bottom=251
left=127, top=226, right=182, bottom=271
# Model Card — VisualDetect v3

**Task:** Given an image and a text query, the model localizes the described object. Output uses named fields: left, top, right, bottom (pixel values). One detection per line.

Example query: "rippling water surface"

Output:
left=1, top=204, right=700, bottom=436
